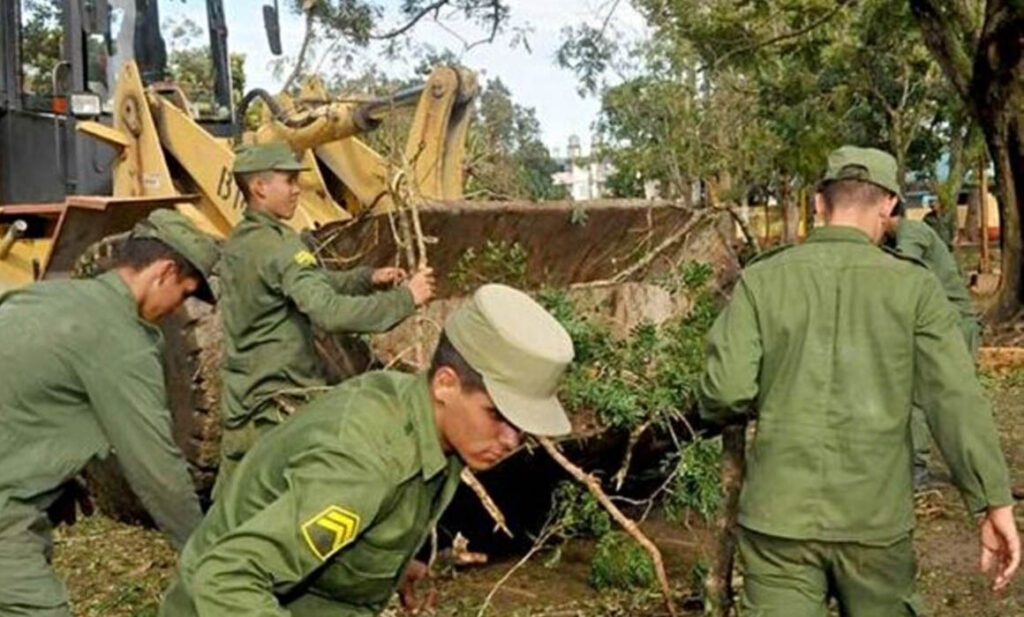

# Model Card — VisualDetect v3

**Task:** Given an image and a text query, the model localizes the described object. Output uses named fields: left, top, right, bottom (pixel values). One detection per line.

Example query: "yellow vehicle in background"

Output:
left=0, top=0, right=725, bottom=524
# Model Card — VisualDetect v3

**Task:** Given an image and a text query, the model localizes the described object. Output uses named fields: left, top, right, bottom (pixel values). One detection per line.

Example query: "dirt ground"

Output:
left=54, top=370, right=1024, bottom=617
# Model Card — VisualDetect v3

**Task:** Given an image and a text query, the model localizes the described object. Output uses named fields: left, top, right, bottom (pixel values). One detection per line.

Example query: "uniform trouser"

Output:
left=911, top=316, right=981, bottom=473
left=737, top=527, right=927, bottom=617
left=0, top=506, right=70, bottom=617
left=212, top=394, right=308, bottom=501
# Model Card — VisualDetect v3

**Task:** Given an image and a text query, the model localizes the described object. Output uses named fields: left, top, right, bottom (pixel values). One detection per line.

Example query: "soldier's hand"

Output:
left=979, top=505, right=1021, bottom=591
left=372, top=267, right=407, bottom=286
left=398, top=559, right=437, bottom=615
left=405, top=268, right=436, bottom=307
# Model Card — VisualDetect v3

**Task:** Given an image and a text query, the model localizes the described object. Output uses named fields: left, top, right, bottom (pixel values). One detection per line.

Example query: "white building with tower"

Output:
left=551, top=135, right=612, bottom=200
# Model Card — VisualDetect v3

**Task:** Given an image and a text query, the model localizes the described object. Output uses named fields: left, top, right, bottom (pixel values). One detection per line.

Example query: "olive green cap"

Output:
left=131, top=209, right=219, bottom=303
left=445, top=284, right=575, bottom=436
left=822, top=145, right=903, bottom=201
left=232, top=142, right=309, bottom=174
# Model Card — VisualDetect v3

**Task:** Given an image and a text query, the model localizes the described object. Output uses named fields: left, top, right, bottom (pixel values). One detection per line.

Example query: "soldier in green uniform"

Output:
left=0, top=210, right=219, bottom=617
left=215, top=142, right=436, bottom=491
left=884, top=208, right=981, bottom=487
left=159, top=283, right=574, bottom=616
left=701, top=146, right=1019, bottom=616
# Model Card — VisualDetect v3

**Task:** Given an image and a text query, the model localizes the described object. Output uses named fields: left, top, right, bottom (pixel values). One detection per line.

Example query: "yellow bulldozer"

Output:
left=0, top=0, right=737, bottom=536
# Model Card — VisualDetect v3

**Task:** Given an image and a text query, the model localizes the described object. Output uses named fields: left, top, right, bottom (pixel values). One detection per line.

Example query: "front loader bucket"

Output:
left=312, top=200, right=738, bottom=298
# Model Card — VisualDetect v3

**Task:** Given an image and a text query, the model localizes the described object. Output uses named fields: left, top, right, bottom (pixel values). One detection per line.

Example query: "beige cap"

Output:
left=445, top=284, right=575, bottom=436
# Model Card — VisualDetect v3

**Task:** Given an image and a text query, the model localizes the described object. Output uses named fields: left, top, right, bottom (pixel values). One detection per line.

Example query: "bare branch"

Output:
left=909, top=0, right=975, bottom=103
left=538, top=437, right=679, bottom=617
left=282, top=10, right=316, bottom=93
left=461, top=468, right=513, bottom=537
left=370, top=0, right=450, bottom=40
left=704, top=0, right=853, bottom=72
left=599, top=0, right=623, bottom=37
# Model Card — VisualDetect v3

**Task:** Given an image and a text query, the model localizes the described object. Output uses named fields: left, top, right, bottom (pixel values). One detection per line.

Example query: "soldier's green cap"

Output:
left=232, top=142, right=309, bottom=174
left=822, top=145, right=903, bottom=201
left=131, top=209, right=219, bottom=303
left=445, top=284, right=575, bottom=437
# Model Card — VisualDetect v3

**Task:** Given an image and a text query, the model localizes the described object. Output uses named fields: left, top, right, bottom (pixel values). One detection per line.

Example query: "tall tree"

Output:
left=465, top=78, right=564, bottom=201
left=276, top=0, right=511, bottom=92
left=910, top=0, right=1024, bottom=318
left=560, top=0, right=966, bottom=244
left=164, top=17, right=246, bottom=110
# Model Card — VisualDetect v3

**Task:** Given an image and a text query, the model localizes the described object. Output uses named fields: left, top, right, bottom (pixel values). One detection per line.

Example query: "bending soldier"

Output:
left=160, top=284, right=574, bottom=616
left=0, top=210, right=219, bottom=617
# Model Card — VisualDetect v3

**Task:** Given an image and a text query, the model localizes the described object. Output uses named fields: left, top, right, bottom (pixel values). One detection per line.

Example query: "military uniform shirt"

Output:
left=896, top=219, right=975, bottom=325
left=218, top=209, right=415, bottom=428
left=163, top=371, right=463, bottom=617
left=0, top=272, right=202, bottom=547
left=700, top=226, right=1012, bottom=543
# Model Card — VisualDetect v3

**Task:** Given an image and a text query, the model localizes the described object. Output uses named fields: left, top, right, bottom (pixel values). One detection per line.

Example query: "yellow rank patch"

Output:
left=301, top=505, right=361, bottom=561
left=293, top=250, right=317, bottom=268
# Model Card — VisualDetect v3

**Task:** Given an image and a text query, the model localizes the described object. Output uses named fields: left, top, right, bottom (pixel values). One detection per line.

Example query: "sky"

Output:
left=160, top=0, right=646, bottom=157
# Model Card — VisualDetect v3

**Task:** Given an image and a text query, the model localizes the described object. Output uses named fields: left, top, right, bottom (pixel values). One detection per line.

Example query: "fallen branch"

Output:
left=538, top=437, right=679, bottom=617
left=571, top=210, right=713, bottom=289
left=721, top=205, right=761, bottom=253
left=704, top=423, right=747, bottom=616
left=476, top=520, right=560, bottom=617
left=612, top=420, right=652, bottom=491
left=460, top=468, right=512, bottom=538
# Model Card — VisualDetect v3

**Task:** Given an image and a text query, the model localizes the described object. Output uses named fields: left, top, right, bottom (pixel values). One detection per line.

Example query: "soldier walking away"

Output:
left=0, top=210, right=219, bottom=617
left=883, top=207, right=982, bottom=489
left=700, top=145, right=1020, bottom=616
left=214, top=142, right=436, bottom=495
left=159, top=284, right=574, bottom=617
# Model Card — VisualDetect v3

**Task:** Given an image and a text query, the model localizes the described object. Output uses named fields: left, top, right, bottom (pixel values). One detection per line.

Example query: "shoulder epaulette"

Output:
left=746, top=243, right=795, bottom=266
left=880, top=244, right=927, bottom=268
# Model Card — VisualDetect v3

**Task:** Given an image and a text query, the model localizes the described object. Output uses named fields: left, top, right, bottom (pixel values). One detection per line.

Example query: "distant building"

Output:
left=551, top=135, right=612, bottom=200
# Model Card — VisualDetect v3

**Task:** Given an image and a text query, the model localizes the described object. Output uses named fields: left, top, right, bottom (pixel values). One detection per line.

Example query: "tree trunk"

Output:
left=779, top=173, right=799, bottom=243
left=910, top=0, right=1024, bottom=319
left=984, top=113, right=1024, bottom=319
left=932, top=114, right=976, bottom=246
left=974, top=5, right=1024, bottom=320
left=704, top=423, right=747, bottom=616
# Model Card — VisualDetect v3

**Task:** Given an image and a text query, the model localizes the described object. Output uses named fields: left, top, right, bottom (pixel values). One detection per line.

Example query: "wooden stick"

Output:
left=538, top=437, right=679, bottom=617
left=612, top=420, right=652, bottom=491
left=979, top=156, right=991, bottom=274
left=704, top=423, right=747, bottom=616
left=575, top=210, right=712, bottom=290
left=476, top=522, right=559, bottom=617
left=460, top=468, right=512, bottom=538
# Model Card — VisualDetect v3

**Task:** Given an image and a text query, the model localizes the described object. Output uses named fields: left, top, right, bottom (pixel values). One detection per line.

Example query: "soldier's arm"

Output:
left=191, top=449, right=390, bottom=615
left=325, top=266, right=375, bottom=295
left=699, top=276, right=762, bottom=423
left=265, top=236, right=414, bottom=333
left=81, top=343, right=203, bottom=550
left=913, top=277, right=1013, bottom=514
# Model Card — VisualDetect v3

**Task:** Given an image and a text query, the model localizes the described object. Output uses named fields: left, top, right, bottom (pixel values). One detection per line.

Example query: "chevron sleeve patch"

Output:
left=293, top=250, right=317, bottom=268
left=300, top=505, right=361, bottom=561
